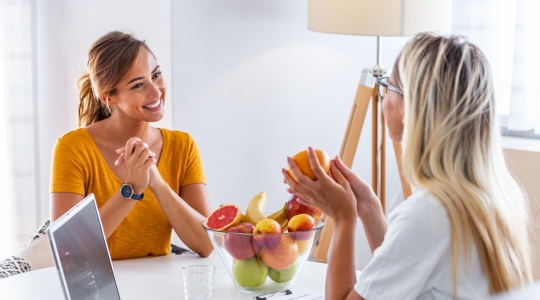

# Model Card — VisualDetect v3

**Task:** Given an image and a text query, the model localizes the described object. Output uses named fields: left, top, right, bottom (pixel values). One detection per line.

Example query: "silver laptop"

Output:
left=47, top=193, right=121, bottom=300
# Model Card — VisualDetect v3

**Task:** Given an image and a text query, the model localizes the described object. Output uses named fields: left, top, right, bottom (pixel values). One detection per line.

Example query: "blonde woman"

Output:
left=49, top=31, right=213, bottom=259
left=284, top=33, right=532, bottom=299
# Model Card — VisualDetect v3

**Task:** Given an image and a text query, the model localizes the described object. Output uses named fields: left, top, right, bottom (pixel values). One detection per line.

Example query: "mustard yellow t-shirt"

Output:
left=50, top=128, right=206, bottom=260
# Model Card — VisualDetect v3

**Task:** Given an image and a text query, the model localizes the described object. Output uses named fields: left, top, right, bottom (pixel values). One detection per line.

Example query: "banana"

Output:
left=246, top=191, right=267, bottom=225
left=240, top=214, right=247, bottom=223
left=266, top=202, right=288, bottom=228
left=282, top=221, right=288, bottom=232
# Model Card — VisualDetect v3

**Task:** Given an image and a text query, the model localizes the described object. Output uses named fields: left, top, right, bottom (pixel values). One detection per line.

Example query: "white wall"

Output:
left=36, top=0, right=173, bottom=221
left=171, top=0, right=408, bottom=270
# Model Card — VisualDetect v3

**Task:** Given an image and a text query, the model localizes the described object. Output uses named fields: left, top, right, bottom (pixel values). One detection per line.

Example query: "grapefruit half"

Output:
left=205, top=204, right=242, bottom=231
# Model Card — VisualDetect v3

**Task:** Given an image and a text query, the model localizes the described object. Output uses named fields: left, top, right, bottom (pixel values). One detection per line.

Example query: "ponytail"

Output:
left=77, top=73, right=111, bottom=127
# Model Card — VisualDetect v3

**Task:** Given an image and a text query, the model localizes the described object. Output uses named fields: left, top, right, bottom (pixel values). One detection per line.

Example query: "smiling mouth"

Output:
left=143, top=99, right=161, bottom=109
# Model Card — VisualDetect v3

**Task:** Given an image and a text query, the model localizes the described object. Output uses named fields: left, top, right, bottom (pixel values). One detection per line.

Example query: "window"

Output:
left=0, top=0, right=39, bottom=258
left=452, top=0, right=540, bottom=139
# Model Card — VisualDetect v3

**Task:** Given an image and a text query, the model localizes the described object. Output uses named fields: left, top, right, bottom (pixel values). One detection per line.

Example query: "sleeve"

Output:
left=354, top=193, right=451, bottom=300
left=180, top=134, right=206, bottom=186
left=49, top=136, right=87, bottom=196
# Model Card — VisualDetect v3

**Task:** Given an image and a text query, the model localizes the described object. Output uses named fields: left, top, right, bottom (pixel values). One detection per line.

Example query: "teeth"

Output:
left=143, top=99, right=160, bottom=109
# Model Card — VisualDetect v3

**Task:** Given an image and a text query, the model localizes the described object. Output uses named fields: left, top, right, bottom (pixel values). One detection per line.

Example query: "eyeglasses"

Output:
left=378, top=77, right=403, bottom=99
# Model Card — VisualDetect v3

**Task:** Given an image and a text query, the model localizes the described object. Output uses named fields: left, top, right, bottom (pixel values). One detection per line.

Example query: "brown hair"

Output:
left=77, top=31, right=153, bottom=127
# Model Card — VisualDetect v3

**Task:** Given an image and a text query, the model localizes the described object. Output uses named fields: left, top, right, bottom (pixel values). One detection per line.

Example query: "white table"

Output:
left=0, top=254, right=359, bottom=299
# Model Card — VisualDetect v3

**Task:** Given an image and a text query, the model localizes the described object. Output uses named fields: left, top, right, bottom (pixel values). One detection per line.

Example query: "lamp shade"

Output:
left=308, top=0, right=451, bottom=36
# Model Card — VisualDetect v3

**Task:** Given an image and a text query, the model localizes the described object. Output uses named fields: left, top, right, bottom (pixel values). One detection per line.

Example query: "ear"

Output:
left=99, top=94, right=118, bottom=107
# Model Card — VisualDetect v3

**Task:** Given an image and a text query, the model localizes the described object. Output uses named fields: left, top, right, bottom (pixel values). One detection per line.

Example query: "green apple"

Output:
left=268, top=262, right=297, bottom=283
left=232, top=256, right=268, bottom=287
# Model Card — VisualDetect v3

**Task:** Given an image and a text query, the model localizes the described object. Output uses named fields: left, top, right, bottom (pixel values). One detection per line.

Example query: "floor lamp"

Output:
left=307, top=0, right=452, bottom=263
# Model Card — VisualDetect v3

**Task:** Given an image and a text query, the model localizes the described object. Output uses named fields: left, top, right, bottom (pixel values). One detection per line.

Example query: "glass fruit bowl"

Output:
left=202, top=218, right=325, bottom=293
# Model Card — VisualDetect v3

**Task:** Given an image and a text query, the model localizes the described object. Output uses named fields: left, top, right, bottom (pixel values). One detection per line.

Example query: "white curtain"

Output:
left=0, top=0, right=38, bottom=259
left=452, top=0, right=540, bottom=134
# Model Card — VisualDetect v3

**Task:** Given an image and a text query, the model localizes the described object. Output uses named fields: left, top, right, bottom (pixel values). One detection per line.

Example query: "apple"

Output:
left=224, top=222, right=260, bottom=260
left=287, top=214, right=315, bottom=240
left=260, top=234, right=298, bottom=270
left=232, top=256, right=268, bottom=288
left=268, top=262, right=298, bottom=283
left=253, top=219, right=282, bottom=248
left=286, top=195, right=322, bottom=222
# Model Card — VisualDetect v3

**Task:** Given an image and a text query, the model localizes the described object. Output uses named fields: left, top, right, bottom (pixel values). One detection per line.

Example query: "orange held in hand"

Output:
left=288, top=149, right=330, bottom=181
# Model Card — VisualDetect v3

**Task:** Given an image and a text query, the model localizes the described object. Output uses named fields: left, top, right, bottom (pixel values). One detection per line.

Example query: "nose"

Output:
left=149, top=81, right=162, bottom=99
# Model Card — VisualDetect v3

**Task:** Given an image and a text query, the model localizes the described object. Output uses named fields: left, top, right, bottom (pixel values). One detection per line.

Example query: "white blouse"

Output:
left=354, top=188, right=490, bottom=300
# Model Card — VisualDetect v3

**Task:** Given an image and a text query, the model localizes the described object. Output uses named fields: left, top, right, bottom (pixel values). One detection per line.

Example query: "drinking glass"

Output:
left=182, top=265, right=215, bottom=300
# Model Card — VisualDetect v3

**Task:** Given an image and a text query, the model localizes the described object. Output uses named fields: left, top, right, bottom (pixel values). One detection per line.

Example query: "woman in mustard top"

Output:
left=49, top=31, right=213, bottom=259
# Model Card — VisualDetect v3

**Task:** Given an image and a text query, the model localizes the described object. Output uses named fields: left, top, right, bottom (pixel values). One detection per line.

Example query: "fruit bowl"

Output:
left=203, top=218, right=325, bottom=293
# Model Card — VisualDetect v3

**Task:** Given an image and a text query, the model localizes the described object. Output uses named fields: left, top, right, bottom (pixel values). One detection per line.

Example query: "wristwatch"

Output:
left=120, top=183, right=144, bottom=201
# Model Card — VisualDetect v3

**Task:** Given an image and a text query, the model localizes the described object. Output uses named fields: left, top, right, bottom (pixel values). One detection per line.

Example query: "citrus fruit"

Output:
left=205, top=204, right=242, bottom=231
left=288, top=149, right=330, bottom=181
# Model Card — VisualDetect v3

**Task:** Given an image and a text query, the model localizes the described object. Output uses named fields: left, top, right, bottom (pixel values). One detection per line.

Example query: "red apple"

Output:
left=260, top=234, right=299, bottom=270
left=224, top=222, right=260, bottom=260
left=288, top=214, right=315, bottom=241
left=286, top=195, right=322, bottom=222
left=253, top=219, right=282, bottom=248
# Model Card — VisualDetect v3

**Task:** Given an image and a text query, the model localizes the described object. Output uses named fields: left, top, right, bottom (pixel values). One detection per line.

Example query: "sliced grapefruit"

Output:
left=205, top=204, right=242, bottom=231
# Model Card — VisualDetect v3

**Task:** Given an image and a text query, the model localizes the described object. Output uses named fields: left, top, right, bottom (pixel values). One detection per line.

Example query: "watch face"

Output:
left=120, top=184, right=133, bottom=199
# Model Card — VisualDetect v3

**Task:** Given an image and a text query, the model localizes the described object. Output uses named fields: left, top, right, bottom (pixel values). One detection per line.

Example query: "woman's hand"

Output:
left=115, top=137, right=156, bottom=194
left=332, top=156, right=382, bottom=220
left=283, top=147, right=357, bottom=222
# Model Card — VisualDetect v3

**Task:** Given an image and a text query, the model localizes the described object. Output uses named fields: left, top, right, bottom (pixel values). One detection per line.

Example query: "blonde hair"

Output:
left=77, top=31, right=153, bottom=127
left=395, top=33, right=532, bottom=294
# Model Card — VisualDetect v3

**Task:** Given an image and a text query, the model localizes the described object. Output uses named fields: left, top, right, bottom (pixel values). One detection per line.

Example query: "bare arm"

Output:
left=327, top=218, right=365, bottom=300
left=333, top=156, right=388, bottom=253
left=148, top=165, right=214, bottom=257
left=50, top=191, right=138, bottom=239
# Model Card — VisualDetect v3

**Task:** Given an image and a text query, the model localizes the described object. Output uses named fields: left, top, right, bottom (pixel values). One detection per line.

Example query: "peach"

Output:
left=260, top=234, right=299, bottom=270
left=288, top=214, right=315, bottom=241
left=253, top=219, right=282, bottom=248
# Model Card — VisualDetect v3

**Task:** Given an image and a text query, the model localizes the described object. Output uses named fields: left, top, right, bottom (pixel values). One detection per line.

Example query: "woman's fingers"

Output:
left=296, top=197, right=312, bottom=206
left=124, top=137, right=142, bottom=157
left=115, top=153, right=125, bottom=166
left=287, top=157, right=308, bottom=186
left=283, top=168, right=312, bottom=199
left=334, top=155, right=355, bottom=179
left=116, top=140, right=155, bottom=167
left=330, top=160, right=350, bottom=190
left=307, top=146, right=328, bottom=180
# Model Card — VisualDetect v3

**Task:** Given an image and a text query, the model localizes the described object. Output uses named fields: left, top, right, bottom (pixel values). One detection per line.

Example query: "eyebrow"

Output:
left=126, top=65, right=161, bottom=85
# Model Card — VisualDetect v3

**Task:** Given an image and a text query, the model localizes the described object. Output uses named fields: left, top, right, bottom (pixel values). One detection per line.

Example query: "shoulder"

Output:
left=385, top=188, right=451, bottom=245
left=159, top=128, right=197, bottom=146
left=54, top=128, right=93, bottom=151
left=56, top=128, right=91, bottom=144
left=389, top=188, right=448, bottom=223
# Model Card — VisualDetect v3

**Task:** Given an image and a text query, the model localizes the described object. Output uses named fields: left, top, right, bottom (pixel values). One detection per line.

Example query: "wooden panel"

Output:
left=310, top=84, right=372, bottom=262
left=504, top=148, right=540, bottom=280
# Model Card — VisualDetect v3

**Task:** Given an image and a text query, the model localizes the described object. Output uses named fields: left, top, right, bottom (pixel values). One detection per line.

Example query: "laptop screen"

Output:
left=48, top=194, right=121, bottom=300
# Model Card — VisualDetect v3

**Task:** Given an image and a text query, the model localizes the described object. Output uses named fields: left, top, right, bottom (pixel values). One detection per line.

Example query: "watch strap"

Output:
left=131, top=192, right=144, bottom=201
